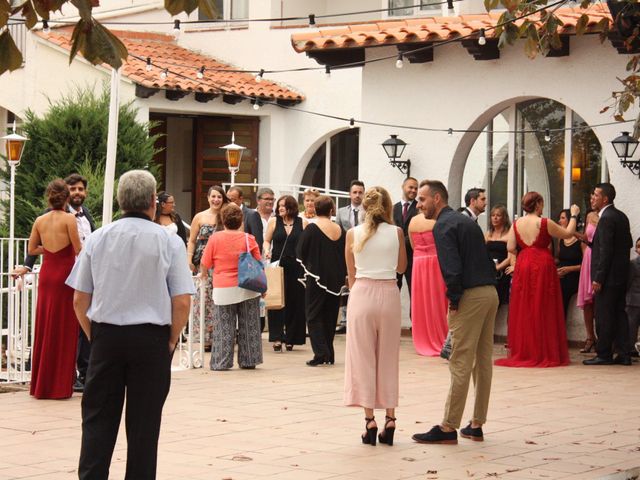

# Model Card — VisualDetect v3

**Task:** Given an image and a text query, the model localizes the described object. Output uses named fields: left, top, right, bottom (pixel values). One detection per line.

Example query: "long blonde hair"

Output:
left=352, top=186, right=394, bottom=253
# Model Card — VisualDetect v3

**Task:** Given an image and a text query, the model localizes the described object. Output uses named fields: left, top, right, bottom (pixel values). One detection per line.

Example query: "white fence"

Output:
left=1, top=237, right=207, bottom=384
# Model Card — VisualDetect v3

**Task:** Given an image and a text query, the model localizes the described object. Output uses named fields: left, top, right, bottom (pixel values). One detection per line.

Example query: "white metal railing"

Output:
left=0, top=237, right=34, bottom=383
left=1, top=236, right=207, bottom=382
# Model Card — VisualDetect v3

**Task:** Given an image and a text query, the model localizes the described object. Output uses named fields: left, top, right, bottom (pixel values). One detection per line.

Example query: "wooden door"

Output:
left=194, top=116, right=259, bottom=213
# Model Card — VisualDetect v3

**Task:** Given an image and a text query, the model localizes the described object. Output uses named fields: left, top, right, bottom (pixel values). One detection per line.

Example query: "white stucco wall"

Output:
left=357, top=35, right=639, bottom=241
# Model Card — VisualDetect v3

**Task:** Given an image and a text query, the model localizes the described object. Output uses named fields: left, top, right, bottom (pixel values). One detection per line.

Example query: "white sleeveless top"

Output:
left=353, top=222, right=399, bottom=280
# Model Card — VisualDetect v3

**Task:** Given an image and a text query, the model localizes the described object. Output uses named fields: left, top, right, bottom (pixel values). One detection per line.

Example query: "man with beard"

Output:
left=13, top=173, right=96, bottom=392
left=393, top=177, right=418, bottom=294
left=461, top=188, right=487, bottom=223
left=412, top=180, right=498, bottom=444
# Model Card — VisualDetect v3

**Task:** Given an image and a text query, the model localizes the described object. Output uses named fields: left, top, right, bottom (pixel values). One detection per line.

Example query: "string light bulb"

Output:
left=197, top=66, right=205, bottom=79
left=146, top=57, right=152, bottom=72
left=42, top=20, right=50, bottom=34
left=395, top=54, right=404, bottom=69
left=478, top=28, right=487, bottom=46
left=252, top=99, right=263, bottom=110
left=325, top=65, right=331, bottom=77
left=349, top=118, right=355, bottom=128
left=544, top=129, right=551, bottom=141
left=448, top=128, right=453, bottom=137
left=255, top=69, right=264, bottom=83
left=308, top=14, right=316, bottom=27
left=160, top=68, right=168, bottom=80
left=173, top=19, right=181, bottom=38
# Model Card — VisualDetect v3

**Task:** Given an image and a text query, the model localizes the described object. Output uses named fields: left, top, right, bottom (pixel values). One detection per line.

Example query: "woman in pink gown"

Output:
left=576, top=214, right=598, bottom=353
left=495, top=192, right=579, bottom=368
left=409, top=215, right=448, bottom=356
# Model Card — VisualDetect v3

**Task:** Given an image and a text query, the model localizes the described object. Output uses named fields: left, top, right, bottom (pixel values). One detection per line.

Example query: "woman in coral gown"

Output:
left=495, top=192, right=579, bottom=368
left=29, top=179, right=82, bottom=399
left=409, top=214, right=448, bottom=356
left=576, top=212, right=599, bottom=353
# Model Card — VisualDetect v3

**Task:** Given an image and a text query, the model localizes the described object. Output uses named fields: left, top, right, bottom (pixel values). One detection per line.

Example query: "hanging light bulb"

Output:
left=349, top=118, right=355, bottom=129
left=42, top=20, right=50, bottom=34
left=173, top=19, right=181, bottom=38
left=478, top=28, right=487, bottom=46
left=544, top=129, right=551, bottom=142
left=448, top=128, right=453, bottom=137
left=145, top=57, right=152, bottom=72
left=160, top=68, right=168, bottom=80
left=255, top=69, right=264, bottom=83
left=395, top=54, right=404, bottom=69
left=253, top=99, right=263, bottom=110
left=308, top=14, right=316, bottom=27
left=325, top=65, right=331, bottom=77
left=197, top=66, right=205, bottom=79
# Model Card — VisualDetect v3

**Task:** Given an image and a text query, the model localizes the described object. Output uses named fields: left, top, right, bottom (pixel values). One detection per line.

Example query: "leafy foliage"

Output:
left=0, top=86, right=160, bottom=237
left=0, top=0, right=218, bottom=74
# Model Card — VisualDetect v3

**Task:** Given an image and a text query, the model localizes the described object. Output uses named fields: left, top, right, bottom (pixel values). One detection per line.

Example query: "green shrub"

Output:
left=1, top=85, right=160, bottom=237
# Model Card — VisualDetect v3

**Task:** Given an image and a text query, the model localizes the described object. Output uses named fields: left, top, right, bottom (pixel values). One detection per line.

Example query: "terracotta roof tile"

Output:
left=291, top=4, right=611, bottom=52
left=37, top=28, right=304, bottom=103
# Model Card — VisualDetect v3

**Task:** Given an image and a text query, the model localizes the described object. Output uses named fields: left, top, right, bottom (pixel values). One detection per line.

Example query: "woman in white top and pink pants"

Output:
left=344, top=186, right=407, bottom=447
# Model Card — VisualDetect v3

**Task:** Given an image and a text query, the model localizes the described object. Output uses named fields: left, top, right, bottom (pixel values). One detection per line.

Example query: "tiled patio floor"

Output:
left=0, top=335, right=639, bottom=479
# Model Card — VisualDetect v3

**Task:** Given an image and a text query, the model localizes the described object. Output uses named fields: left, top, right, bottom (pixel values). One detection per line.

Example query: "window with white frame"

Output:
left=388, top=0, right=440, bottom=17
left=461, top=98, right=606, bottom=229
left=198, top=0, right=248, bottom=21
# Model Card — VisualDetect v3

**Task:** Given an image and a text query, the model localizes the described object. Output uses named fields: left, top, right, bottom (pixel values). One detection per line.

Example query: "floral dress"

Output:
left=191, top=224, right=219, bottom=345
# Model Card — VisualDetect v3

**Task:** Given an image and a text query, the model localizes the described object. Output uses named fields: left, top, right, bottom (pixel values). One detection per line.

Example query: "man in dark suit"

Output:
left=460, top=187, right=486, bottom=223
left=226, top=186, right=264, bottom=252
left=584, top=183, right=634, bottom=366
left=393, top=177, right=418, bottom=293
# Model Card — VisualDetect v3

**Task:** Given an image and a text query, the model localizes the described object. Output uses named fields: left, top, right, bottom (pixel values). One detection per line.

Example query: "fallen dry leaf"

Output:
left=231, top=455, right=252, bottom=462
left=402, top=457, right=416, bottom=462
left=426, top=470, right=437, bottom=474
left=525, top=440, right=537, bottom=445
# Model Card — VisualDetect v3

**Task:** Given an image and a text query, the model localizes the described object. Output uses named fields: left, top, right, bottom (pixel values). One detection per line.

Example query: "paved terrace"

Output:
left=1, top=335, right=639, bottom=480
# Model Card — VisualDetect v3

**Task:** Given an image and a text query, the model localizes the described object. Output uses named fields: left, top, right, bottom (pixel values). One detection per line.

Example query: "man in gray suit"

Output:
left=335, top=180, right=365, bottom=231
left=226, top=186, right=264, bottom=252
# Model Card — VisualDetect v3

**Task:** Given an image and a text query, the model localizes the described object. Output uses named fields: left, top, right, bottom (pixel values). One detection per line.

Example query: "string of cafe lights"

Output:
left=128, top=52, right=633, bottom=137
left=132, top=0, right=577, bottom=79
left=35, top=0, right=462, bottom=29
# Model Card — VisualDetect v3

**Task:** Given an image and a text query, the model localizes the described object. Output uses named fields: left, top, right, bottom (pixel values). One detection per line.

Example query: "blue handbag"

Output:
left=238, top=233, right=267, bottom=294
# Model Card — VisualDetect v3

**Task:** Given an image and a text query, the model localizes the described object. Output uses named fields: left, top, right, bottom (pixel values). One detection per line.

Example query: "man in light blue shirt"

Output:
left=66, top=170, right=194, bottom=480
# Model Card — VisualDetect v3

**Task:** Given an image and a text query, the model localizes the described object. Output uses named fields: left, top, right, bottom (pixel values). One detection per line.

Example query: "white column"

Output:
left=102, top=68, right=121, bottom=225
left=563, top=106, right=572, bottom=208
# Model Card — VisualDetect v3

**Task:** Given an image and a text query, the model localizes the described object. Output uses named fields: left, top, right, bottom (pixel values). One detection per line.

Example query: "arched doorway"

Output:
left=457, top=98, right=607, bottom=228
left=301, top=128, right=359, bottom=207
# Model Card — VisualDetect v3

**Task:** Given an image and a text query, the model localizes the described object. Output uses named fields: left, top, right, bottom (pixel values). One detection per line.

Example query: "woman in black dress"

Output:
left=485, top=204, right=513, bottom=305
left=556, top=209, right=582, bottom=320
left=297, top=196, right=346, bottom=366
left=264, top=195, right=308, bottom=351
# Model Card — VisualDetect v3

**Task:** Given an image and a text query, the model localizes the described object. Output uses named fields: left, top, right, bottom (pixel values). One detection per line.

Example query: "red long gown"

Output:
left=30, top=244, right=79, bottom=399
left=495, top=218, right=569, bottom=368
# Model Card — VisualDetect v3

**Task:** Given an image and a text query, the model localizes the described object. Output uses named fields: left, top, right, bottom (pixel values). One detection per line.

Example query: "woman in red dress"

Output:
left=29, top=179, right=82, bottom=399
left=495, top=192, right=579, bottom=368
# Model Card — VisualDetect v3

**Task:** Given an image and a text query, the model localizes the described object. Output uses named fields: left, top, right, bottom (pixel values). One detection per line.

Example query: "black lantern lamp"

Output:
left=382, top=134, right=411, bottom=177
left=611, top=131, right=640, bottom=176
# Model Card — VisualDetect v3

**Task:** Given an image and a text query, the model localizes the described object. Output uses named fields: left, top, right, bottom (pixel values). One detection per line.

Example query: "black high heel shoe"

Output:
left=273, top=342, right=282, bottom=352
left=378, top=416, right=396, bottom=446
left=361, top=417, right=377, bottom=446
left=580, top=338, right=595, bottom=353
left=286, top=344, right=294, bottom=351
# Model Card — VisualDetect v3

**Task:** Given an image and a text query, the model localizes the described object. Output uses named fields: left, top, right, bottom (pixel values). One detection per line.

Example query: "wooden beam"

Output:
left=165, top=90, right=189, bottom=101
left=195, top=92, right=219, bottom=103
left=222, top=94, right=243, bottom=105
left=306, top=48, right=365, bottom=68
left=545, top=36, right=570, bottom=57
left=135, top=84, right=159, bottom=99
left=397, top=43, right=434, bottom=63
left=461, top=38, right=500, bottom=60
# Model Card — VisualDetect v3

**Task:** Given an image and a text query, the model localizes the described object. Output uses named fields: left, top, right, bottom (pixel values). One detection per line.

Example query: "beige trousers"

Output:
left=442, top=285, right=499, bottom=429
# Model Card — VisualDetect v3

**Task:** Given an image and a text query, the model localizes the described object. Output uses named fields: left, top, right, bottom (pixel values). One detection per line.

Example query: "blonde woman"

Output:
left=344, top=186, right=407, bottom=446
left=302, top=188, right=319, bottom=223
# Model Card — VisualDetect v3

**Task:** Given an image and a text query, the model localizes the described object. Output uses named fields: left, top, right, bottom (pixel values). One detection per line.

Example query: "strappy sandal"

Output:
left=378, top=416, right=396, bottom=446
left=361, top=416, right=377, bottom=446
